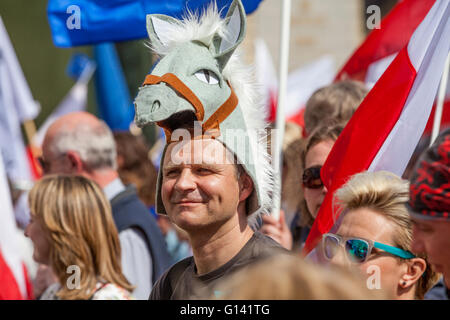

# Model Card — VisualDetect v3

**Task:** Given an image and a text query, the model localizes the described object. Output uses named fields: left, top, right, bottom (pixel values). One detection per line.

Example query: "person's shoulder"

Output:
left=149, top=256, right=194, bottom=300
left=251, top=231, right=290, bottom=255
left=91, top=283, right=133, bottom=300
left=253, top=231, right=286, bottom=247
left=111, top=186, right=146, bottom=212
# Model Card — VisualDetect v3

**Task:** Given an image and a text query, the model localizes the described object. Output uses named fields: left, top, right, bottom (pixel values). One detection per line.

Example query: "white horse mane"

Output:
left=147, top=3, right=275, bottom=215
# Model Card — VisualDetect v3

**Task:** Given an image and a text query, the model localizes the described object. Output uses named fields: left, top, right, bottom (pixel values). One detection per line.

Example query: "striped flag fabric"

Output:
left=0, top=152, right=33, bottom=299
left=335, top=0, right=435, bottom=84
left=335, top=0, right=449, bottom=135
left=303, top=0, right=450, bottom=255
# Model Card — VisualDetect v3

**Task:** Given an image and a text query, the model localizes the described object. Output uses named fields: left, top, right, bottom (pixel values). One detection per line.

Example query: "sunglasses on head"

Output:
left=322, top=233, right=415, bottom=264
left=302, top=165, right=323, bottom=189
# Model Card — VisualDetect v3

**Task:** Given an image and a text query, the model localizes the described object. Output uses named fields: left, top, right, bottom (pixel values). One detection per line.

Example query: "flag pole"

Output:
left=272, top=0, right=292, bottom=220
left=22, top=119, right=37, bottom=142
left=430, top=51, right=450, bottom=146
left=22, top=118, right=42, bottom=180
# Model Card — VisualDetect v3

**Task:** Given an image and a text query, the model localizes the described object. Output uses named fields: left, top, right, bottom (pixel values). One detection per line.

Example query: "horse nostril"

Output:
left=151, top=100, right=160, bottom=113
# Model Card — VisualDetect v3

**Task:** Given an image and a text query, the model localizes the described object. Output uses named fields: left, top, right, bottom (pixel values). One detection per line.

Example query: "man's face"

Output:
left=411, top=217, right=450, bottom=288
left=161, top=139, right=242, bottom=233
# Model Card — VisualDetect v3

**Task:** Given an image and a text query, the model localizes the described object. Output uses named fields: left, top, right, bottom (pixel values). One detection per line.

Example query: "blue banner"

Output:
left=93, top=43, right=134, bottom=130
left=47, top=0, right=264, bottom=47
left=65, top=53, right=95, bottom=80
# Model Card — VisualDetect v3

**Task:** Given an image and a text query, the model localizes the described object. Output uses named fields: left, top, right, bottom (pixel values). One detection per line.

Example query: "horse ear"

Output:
left=212, top=0, right=247, bottom=71
left=146, top=14, right=179, bottom=48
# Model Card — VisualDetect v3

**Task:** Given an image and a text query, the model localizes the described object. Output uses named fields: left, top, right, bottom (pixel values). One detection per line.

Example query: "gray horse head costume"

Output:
left=134, top=0, right=274, bottom=217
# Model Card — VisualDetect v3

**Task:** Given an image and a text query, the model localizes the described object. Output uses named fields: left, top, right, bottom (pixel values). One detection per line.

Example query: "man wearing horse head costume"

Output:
left=134, top=0, right=287, bottom=299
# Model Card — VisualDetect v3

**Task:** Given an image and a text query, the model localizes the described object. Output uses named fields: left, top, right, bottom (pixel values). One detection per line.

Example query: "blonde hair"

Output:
left=335, top=171, right=439, bottom=299
left=211, top=254, right=389, bottom=300
left=28, top=175, right=133, bottom=299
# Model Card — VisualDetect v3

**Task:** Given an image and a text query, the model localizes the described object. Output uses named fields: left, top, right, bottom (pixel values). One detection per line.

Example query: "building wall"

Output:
left=242, top=0, right=365, bottom=74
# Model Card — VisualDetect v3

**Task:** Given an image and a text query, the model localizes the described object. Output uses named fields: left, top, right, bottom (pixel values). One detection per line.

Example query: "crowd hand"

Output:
left=260, top=210, right=293, bottom=250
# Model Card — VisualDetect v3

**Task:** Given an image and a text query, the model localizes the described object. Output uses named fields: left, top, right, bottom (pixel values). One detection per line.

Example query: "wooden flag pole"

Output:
left=22, top=118, right=42, bottom=178
left=22, top=119, right=37, bottom=145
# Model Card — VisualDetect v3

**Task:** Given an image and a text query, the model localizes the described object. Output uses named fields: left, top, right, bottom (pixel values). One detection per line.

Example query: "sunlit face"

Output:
left=303, top=139, right=334, bottom=218
left=25, top=216, right=51, bottom=265
left=161, top=139, right=242, bottom=233
left=330, top=208, right=408, bottom=297
left=411, top=217, right=450, bottom=288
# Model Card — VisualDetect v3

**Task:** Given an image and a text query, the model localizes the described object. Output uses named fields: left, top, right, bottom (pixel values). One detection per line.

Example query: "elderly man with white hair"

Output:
left=38, top=111, right=171, bottom=299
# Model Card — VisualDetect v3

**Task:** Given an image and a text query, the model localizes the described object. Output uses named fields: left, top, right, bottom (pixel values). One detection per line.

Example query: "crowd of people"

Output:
left=5, top=1, right=449, bottom=302
left=7, top=76, right=447, bottom=300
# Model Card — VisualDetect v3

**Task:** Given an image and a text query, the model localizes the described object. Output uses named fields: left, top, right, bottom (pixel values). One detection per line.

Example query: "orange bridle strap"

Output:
left=143, top=73, right=205, bottom=122
left=142, top=73, right=238, bottom=142
left=202, top=83, right=238, bottom=132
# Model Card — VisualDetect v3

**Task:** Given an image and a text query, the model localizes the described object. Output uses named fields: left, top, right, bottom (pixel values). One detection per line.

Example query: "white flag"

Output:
left=33, top=61, right=95, bottom=147
left=0, top=16, right=39, bottom=121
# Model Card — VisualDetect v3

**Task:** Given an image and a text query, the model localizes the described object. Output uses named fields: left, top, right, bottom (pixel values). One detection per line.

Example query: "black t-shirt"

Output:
left=149, top=231, right=288, bottom=300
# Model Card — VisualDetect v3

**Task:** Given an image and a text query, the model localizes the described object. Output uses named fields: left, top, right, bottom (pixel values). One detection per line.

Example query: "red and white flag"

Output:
left=335, top=0, right=449, bottom=134
left=303, top=0, right=450, bottom=255
left=335, top=0, right=435, bottom=84
left=0, top=152, right=33, bottom=299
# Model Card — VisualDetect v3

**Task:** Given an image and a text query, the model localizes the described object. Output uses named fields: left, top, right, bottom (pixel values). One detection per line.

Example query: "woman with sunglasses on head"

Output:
left=322, top=171, right=438, bottom=300
left=300, top=120, right=345, bottom=225
left=261, top=120, right=345, bottom=251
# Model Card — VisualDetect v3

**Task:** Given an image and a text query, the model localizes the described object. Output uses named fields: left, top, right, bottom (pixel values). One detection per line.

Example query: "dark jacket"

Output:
left=110, top=185, right=172, bottom=284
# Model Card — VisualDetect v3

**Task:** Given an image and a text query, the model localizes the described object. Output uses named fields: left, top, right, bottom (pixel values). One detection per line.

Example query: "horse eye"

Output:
left=194, top=69, right=219, bottom=85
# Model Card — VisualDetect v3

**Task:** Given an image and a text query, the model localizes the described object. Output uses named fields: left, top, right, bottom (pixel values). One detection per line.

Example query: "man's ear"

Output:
left=399, top=257, right=427, bottom=289
left=66, top=151, right=84, bottom=174
left=238, top=172, right=253, bottom=202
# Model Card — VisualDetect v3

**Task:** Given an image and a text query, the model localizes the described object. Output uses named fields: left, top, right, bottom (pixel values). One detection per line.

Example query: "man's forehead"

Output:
left=164, top=138, right=235, bottom=166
